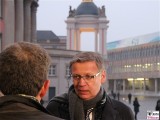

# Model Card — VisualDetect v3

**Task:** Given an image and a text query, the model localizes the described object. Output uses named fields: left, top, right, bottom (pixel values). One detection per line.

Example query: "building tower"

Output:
left=66, top=0, right=109, bottom=55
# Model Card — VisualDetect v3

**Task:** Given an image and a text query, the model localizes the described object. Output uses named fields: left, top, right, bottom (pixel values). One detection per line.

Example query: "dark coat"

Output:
left=46, top=90, right=134, bottom=120
left=0, top=95, right=63, bottom=120
left=155, top=99, right=160, bottom=111
left=133, top=99, right=140, bottom=113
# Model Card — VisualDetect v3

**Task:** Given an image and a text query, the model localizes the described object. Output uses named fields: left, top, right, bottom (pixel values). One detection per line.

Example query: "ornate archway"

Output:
left=65, top=0, right=109, bottom=55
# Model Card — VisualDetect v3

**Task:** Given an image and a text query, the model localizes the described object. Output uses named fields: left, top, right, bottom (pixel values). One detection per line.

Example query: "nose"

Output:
left=78, top=77, right=87, bottom=85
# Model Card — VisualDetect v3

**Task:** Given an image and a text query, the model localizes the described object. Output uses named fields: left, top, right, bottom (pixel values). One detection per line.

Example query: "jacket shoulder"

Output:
left=111, top=99, right=134, bottom=120
left=50, top=93, right=68, bottom=103
left=46, top=93, right=69, bottom=119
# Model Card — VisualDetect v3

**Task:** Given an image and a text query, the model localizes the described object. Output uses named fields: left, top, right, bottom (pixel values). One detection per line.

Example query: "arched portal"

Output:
left=81, top=32, right=95, bottom=51
left=65, top=0, right=109, bottom=55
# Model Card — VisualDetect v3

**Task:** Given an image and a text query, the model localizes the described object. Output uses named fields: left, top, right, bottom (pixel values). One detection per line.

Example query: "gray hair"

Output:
left=70, top=51, right=105, bottom=72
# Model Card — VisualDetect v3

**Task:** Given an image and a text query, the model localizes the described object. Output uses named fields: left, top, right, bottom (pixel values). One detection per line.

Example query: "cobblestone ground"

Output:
left=118, top=95, right=160, bottom=120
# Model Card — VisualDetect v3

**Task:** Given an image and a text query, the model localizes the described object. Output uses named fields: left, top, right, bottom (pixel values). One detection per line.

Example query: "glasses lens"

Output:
left=84, top=75, right=93, bottom=80
left=72, top=75, right=80, bottom=80
left=71, top=72, right=100, bottom=81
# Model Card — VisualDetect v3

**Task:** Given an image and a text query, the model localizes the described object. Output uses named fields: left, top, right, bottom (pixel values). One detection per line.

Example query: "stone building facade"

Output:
left=0, top=0, right=38, bottom=52
left=107, top=32, right=160, bottom=96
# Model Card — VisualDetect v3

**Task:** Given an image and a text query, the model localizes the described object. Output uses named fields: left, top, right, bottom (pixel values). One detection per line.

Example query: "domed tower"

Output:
left=66, top=0, right=109, bottom=55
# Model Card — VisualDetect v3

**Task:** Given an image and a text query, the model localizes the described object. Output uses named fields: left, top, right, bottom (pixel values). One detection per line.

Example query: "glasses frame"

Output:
left=70, top=71, right=101, bottom=82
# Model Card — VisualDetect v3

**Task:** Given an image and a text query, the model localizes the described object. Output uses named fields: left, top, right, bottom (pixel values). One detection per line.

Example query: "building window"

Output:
left=66, top=65, right=70, bottom=77
left=49, top=64, right=56, bottom=76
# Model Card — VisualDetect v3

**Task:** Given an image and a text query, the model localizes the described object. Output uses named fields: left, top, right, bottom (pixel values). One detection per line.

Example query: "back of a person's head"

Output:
left=0, top=42, right=51, bottom=96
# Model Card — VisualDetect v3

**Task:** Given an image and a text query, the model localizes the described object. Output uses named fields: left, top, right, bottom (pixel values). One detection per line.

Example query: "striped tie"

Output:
left=86, top=108, right=94, bottom=120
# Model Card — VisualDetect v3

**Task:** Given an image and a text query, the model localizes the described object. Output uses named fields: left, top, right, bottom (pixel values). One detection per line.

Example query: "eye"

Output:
left=72, top=75, right=80, bottom=79
left=85, top=75, right=93, bottom=80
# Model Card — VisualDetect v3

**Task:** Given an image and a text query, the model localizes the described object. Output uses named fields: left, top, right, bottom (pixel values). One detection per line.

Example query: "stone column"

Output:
left=94, top=30, right=98, bottom=52
left=75, top=29, right=77, bottom=50
left=15, top=0, right=24, bottom=42
left=132, top=79, right=135, bottom=92
left=31, top=1, right=38, bottom=43
left=143, top=78, right=146, bottom=92
left=155, top=79, right=158, bottom=93
left=66, top=28, right=71, bottom=49
left=2, top=0, right=15, bottom=50
left=71, top=28, right=75, bottom=50
left=76, top=29, right=80, bottom=50
left=98, top=28, right=102, bottom=54
left=24, top=0, right=32, bottom=42
left=98, top=27, right=107, bottom=55
left=123, top=79, right=125, bottom=93
left=114, top=80, right=116, bottom=92
left=102, top=28, right=107, bottom=55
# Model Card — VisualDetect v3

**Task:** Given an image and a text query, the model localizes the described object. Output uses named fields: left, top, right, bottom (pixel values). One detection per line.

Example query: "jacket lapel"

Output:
left=102, top=101, right=119, bottom=120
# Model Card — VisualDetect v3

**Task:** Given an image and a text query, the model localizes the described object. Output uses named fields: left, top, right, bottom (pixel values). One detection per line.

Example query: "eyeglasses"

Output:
left=70, top=71, right=101, bottom=82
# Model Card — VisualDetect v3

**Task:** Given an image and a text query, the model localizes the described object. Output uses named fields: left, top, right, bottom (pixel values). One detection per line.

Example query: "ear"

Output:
left=36, top=80, right=50, bottom=101
left=40, top=80, right=50, bottom=98
left=101, top=70, right=106, bottom=83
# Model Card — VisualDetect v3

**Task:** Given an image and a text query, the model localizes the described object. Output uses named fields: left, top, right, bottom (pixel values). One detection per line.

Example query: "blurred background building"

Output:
left=107, top=32, right=160, bottom=96
left=0, top=0, right=38, bottom=52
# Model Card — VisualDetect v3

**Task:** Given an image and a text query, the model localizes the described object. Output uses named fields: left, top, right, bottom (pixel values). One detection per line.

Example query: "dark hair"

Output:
left=69, top=51, right=105, bottom=73
left=0, top=42, right=51, bottom=96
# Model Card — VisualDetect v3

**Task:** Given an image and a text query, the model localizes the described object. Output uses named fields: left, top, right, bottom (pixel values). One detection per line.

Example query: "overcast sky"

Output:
left=37, top=0, right=160, bottom=51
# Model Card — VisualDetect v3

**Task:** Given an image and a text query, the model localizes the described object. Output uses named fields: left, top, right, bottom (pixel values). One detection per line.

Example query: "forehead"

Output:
left=71, top=61, right=98, bottom=71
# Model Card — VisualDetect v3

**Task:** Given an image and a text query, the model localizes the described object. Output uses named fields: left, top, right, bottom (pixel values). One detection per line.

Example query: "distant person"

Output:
left=128, top=93, right=132, bottom=104
left=133, top=97, right=140, bottom=120
left=46, top=51, right=134, bottom=120
left=113, top=92, right=116, bottom=99
left=111, top=90, right=116, bottom=99
left=0, top=42, right=62, bottom=120
left=117, top=92, right=120, bottom=101
left=155, top=99, right=160, bottom=111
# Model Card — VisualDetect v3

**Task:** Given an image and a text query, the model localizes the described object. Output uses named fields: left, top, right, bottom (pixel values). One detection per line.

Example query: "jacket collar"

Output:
left=102, top=96, right=119, bottom=120
left=68, top=85, right=119, bottom=120
left=0, top=95, right=49, bottom=114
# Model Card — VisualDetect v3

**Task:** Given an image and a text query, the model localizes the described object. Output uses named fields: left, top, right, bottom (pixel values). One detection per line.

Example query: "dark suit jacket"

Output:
left=0, top=95, right=63, bottom=120
left=47, top=90, right=134, bottom=120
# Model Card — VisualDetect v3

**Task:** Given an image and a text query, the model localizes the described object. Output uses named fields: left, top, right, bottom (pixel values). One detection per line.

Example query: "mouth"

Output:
left=78, top=90, right=88, bottom=95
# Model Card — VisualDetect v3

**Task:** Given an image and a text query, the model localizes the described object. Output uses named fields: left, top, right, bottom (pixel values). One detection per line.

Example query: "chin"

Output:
left=79, top=95, right=91, bottom=100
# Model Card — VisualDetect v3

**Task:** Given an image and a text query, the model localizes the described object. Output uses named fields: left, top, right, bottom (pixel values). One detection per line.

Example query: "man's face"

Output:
left=71, top=61, right=106, bottom=100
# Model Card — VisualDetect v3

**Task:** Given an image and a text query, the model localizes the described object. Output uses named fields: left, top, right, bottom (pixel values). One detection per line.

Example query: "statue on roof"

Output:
left=68, top=6, right=76, bottom=17
left=99, top=5, right=106, bottom=17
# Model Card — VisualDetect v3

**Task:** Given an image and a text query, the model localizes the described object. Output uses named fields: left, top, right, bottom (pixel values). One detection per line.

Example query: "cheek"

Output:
left=95, top=79, right=102, bottom=86
left=90, top=81, right=101, bottom=91
left=73, top=82, right=77, bottom=87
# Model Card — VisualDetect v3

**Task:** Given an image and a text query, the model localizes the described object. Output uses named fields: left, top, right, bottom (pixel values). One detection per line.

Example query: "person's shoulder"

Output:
left=50, top=93, right=68, bottom=103
left=112, top=99, right=130, bottom=110
left=0, top=110, right=64, bottom=120
left=157, top=99, right=160, bottom=103
left=47, top=93, right=69, bottom=108
left=38, top=112, right=64, bottom=120
left=31, top=111, right=65, bottom=120
left=110, top=99, right=134, bottom=119
left=46, top=93, right=69, bottom=118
